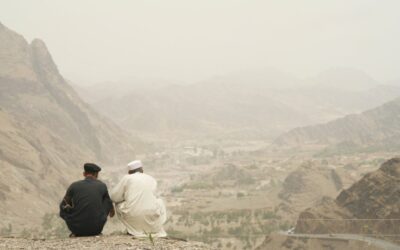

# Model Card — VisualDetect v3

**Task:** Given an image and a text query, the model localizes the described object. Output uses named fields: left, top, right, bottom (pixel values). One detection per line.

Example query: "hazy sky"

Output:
left=1, top=0, right=399, bottom=85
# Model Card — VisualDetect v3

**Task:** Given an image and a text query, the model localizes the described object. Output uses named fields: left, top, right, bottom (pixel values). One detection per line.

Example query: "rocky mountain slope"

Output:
left=74, top=69, right=400, bottom=141
left=258, top=158, right=400, bottom=249
left=278, top=161, right=354, bottom=214
left=294, top=158, right=400, bottom=243
left=275, top=97, right=400, bottom=149
left=0, top=22, right=139, bottom=233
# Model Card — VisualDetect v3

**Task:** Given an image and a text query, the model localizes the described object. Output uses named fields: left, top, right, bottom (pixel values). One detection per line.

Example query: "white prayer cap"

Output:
left=127, top=160, right=143, bottom=171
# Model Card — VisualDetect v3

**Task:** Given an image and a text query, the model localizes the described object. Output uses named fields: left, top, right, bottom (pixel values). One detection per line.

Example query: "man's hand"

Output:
left=61, top=196, right=73, bottom=212
left=109, top=208, right=115, bottom=218
left=63, top=203, right=73, bottom=209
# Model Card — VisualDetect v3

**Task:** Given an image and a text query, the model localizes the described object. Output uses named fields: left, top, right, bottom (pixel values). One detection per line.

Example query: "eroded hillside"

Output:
left=0, top=22, right=139, bottom=233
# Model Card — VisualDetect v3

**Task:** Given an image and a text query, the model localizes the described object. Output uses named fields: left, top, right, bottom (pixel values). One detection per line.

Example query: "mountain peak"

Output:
left=0, top=22, right=61, bottom=83
left=30, top=38, right=62, bottom=83
left=0, top=21, right=12, bottom=33
left=30, top=38, right=47, bottom=49
left=0, top=21, right=26, bottom=43
left=0, top=22, right=37, bottom=81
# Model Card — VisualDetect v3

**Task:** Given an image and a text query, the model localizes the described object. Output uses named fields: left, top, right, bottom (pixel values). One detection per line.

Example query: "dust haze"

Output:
left=0, top=1, right=399, bottom=250
left=2, top=0, right=400, bottom=84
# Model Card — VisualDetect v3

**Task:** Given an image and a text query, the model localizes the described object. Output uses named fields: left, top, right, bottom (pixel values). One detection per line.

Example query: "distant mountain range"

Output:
left=275, top=96, right=400, bottom=154
left=74, top=68, right=400, bottom=141
left=0, top=22, right=139, bottom=232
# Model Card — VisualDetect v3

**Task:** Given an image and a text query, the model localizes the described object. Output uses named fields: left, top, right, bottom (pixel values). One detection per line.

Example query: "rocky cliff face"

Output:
left=295, top=158, right=400, bottom=242
left=0, top=23, right=139, bottom=233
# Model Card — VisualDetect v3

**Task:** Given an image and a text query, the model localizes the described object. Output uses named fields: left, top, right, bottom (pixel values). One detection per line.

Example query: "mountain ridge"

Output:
left=275, top=97, right=400, bottom=148
left=74, top=68, right=400, bottom=141
left=295, top=158, right=400, bottom=242
left=0, top=22, right=140, bottom=233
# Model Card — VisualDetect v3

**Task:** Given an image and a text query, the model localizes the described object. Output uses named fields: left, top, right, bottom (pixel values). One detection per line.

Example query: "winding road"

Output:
left=280, top=232, right=400, bottom=250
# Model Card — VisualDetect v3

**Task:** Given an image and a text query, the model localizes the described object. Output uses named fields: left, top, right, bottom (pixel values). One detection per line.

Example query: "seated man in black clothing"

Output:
left=60, top=163, right=115, bottom=237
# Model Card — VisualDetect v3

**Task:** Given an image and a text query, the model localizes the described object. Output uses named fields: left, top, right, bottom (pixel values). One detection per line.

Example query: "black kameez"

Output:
left=59, top=177, right=113, bottom=236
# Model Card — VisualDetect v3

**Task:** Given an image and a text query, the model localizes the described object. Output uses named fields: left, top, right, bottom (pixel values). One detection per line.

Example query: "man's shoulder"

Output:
left=142, top=173, right=156, bottom=180
left=124, top=173, right=156, bottom=182
left=136, top=173, right=157, bottom=184
left=70, top=179, right=107, bottom=188
left=93, top=179, right=108, bottom=189
left=69, top=179, right=85, bottom=188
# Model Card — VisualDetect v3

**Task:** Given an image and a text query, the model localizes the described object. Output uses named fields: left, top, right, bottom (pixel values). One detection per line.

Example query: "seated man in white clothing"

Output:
left=110, top=160, right=167, bottom=237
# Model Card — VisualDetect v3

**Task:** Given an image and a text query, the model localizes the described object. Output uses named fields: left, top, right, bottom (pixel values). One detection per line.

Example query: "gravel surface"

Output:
left=0, top=235, right=213, bottom=250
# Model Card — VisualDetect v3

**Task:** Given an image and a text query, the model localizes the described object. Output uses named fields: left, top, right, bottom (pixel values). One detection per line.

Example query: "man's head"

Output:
left=127, top=160, right=143, bottom=174
left=83, top=163, right=101, bottom=179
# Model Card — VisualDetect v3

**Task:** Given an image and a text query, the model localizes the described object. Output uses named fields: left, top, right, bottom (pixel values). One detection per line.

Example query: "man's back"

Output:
left=113, top=173, right=159, bottom=215
left=60, top=178, right=112, bottom=236
left=111, top=171, right=167, bottom=237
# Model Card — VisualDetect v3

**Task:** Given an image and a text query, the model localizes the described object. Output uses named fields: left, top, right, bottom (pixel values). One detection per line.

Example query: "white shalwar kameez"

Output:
left=110, top=173, right=167, bottom=237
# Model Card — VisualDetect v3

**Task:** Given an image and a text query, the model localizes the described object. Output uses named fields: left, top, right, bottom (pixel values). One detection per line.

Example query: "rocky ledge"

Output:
left=0, top=235, right=213, bottom=250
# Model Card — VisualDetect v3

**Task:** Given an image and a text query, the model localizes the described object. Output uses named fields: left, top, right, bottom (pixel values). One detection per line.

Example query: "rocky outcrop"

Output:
left=258, top=158, right=400, bottom=249
left=295, top=158, right=400, bottom=242
left=278, top=161, right=346, bottom=214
